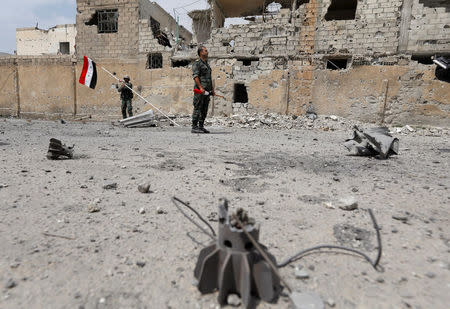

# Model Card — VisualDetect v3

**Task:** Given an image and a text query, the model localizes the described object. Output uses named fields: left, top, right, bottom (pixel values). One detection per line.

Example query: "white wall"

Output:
left=16, top=24, right=76, bottom=56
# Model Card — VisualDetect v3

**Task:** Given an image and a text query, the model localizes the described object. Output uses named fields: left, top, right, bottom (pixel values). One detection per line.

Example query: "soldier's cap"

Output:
left=123, top=75, right=130, bottom=80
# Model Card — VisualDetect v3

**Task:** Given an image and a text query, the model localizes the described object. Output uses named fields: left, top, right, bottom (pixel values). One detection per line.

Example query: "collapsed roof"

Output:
left=212, top=0, right=293, bottom=18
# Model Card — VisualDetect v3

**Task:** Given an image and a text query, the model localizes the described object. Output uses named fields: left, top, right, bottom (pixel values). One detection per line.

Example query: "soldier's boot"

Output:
left=198, top=122, right=210, bottom=134
left=191, top=120, right=203, bottom=134
left=191, top=126, right=204, bottom=134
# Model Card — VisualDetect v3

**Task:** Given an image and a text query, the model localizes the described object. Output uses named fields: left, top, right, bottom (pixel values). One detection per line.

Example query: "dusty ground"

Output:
left=0, top=117, right=449, bottom=309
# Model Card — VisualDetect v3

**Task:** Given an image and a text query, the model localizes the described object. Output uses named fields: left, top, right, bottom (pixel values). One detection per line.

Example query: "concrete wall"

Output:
left=16, top=25, right=76, bottom=56
left=0, top=58, right=18, bottom=117
left=0, top=55, right=448, bottom=126
left=17, top=57, right=76, bottom=117
left=206, top=9, right=298, bottom=58
left=315, top=0, right=403, bottom=55
left=76, top=0, right=140, bottom=60
left=312, top=64, right=449, bottom=126
left=75, top=57, right=194, bottom=118
left=406, top=0, right=450, bottom=54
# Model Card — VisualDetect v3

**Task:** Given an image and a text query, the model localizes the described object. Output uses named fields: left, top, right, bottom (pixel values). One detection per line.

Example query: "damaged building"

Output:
left=16, top=24, right=76, bottom=56
left=1, top=0, right=449, bottom=126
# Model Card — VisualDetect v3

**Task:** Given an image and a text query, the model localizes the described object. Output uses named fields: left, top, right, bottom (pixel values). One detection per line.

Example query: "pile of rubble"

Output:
left=182, top=113, right=449, bottom=136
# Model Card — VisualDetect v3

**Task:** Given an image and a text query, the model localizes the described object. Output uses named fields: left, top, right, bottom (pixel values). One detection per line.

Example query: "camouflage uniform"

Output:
left=118, top=82, right=133, bottom=119
left=192, top=59, right=212, bottom=128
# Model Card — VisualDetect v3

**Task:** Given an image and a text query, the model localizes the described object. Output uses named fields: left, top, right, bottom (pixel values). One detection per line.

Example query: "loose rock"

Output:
left=5, top=279, right=17, bottom=289
left=139, top=208, right=146, bottom=214
left=103, top=182, right=117, bottom=190
left=295, top=266, right=310, bottom=279
left=227, top=294, right=241, bottom=307
left=138, top=182, right=151, bottom=193
left=156, top=207, right=166, bottom=214
left=290, top=292, right=324, bottom=309
left=88, top=204, right=100, bottom=213
left=337, top=196, right=358, bottom=211
left=136, top=261, right=146, bottom=268
left=425, top=272, right=436, bottom=279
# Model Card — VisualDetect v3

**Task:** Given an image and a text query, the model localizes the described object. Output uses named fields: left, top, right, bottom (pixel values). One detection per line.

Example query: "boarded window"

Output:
left=147, top=53, right=163, bottom=69
left=98, top=9, right=118, bottom=33
left=325, top=0, right=357, bottom=21
left=59, top=42, right=70, bottom=54
left=234, top=84, right=248, bottom=103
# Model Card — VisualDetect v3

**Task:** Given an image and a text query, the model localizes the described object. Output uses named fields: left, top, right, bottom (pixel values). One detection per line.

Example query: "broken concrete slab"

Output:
left=344, top=126, right=399, bottom=159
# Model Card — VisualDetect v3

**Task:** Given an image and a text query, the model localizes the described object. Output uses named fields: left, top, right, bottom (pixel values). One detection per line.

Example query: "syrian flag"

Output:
left=79, top=56, right=97, bottom=89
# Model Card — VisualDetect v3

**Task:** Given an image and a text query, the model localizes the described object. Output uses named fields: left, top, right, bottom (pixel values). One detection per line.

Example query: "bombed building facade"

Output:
left=0, top=0, right=449, bottom=126
left=16, top=24, right=77, bottom=56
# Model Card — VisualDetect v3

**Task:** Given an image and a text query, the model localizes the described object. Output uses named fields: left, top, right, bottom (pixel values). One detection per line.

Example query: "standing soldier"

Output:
left=118, top=75, right=133, bottom=119
left=192, top=46, right=215, bottom=133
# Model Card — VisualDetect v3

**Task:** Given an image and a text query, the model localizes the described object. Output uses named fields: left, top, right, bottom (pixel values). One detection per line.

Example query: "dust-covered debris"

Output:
left=344, top=126, right=399, bottom=159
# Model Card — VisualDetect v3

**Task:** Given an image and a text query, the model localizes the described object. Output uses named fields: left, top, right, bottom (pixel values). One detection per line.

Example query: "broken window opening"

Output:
left=411, top=55, right=434, bottom=65
left=295, top=0, right=310, bottom=10
left=325, top=0, right=357, bottom=21
left=150, top=17, right=160, bottom=36
left=85, top=12, right=98, bottom=26
left=147, top=53, right=163, bottom=69
left=150, top=17, right=171, bottom=47
left=171, top=59, right=191, bottom=68
left=93, top=9, right=118, bottom=33
left=419, top=0, right=450, bottom=12
left=234, top=83, right=248, bottom=103
left=59, top=42, right=70, bottom=54
left=326, top=58, right=349, bottom=70
left=238, top=58, right=259, bottom=66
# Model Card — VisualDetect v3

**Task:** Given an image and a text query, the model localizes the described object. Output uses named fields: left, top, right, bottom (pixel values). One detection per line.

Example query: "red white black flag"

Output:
left=79, top=56, right=97, bottom=89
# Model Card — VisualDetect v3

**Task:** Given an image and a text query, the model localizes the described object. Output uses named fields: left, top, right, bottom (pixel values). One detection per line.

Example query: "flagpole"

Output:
left=101, top=67, right=180, bottom=127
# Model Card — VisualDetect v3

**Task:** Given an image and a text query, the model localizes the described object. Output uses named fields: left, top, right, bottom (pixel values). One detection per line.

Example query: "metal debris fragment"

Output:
left=344, top=126, right=399, bottom=159
left=172, top=197, right=384, bottom=309
left=119, top=110, right=155, bottom=128
left=172, top=198, right=280, bottom=308
left=193, top=203, right=281, bottom=308
left=46, top=138, right=74, bottom=160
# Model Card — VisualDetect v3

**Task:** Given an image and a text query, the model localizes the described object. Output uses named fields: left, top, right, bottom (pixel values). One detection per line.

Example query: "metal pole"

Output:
left=101, top=67, right=180, bottom=127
